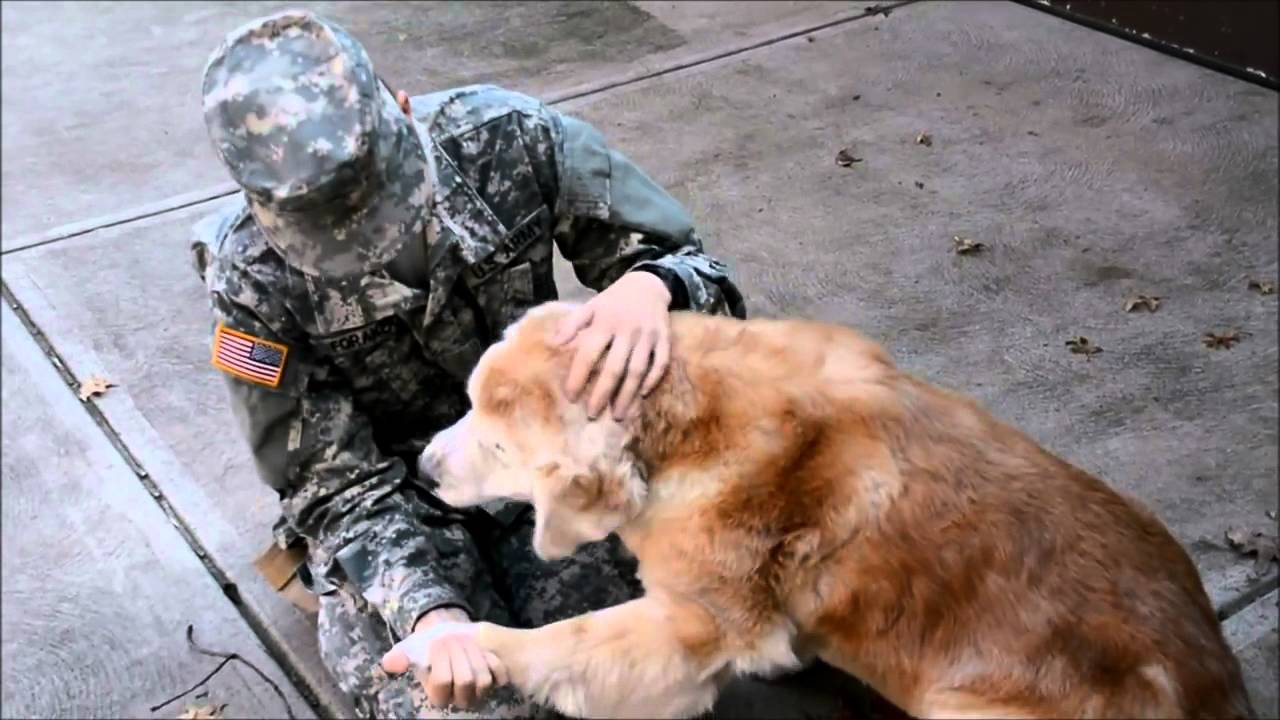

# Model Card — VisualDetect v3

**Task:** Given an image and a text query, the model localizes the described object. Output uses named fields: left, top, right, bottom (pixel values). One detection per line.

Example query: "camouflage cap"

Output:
left=201, top=10, right=431, bottom=278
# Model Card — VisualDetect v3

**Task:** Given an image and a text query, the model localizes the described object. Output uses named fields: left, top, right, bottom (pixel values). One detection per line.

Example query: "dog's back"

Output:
left=652, top=312, right=1255, bottom=719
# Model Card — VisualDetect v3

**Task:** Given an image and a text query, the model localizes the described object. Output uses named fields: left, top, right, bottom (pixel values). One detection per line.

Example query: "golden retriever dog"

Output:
left=405, top=301, right=1254, bottom=719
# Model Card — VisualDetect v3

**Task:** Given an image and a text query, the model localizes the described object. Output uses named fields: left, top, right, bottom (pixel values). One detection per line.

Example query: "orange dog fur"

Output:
left=413, top=301, right=1254, bottom=719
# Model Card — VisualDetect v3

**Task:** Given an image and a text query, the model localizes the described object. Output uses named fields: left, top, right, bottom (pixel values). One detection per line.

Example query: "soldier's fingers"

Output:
left=612, top=330, right=655, bottom=420
left=564, top=330, right=612, bottom=402
left=424, top=640, right=455, bottom=708
left=461, top=641, right=494, bottom=699
left=640, top=328, right=671, bottom=397
left=381, top=645, right=411, bottom=675
left=484, top=651, right=510, bottom=688
left=588, top=333, right=635, bottom=419
left=552, top=305, right=594, bottom=346
left=448, top=640, right=477, bottom=708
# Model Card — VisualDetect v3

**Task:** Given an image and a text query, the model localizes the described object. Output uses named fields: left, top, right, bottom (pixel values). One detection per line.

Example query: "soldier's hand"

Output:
left=380, top=607, right=509, bottom=710
left=554, top=270, right=672, bottom=421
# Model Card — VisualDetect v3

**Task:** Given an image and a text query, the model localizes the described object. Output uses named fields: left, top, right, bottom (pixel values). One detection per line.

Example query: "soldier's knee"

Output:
left=317, top=593, right=394, bottom=701
left=385, top=684, right=545, bottom=720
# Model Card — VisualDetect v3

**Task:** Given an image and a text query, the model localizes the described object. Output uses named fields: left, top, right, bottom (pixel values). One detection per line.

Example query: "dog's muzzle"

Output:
left=417, top=445, right=444, bottom=484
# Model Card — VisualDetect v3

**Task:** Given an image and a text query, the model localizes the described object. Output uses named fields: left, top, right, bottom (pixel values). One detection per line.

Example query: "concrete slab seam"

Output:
left=1, top=183, right=241, bottom=256
left=0, top=0, right=918, bottom=258
left=1218, top=573, right=1280, bottom=623
left=0, top=279, right=330, bottom=720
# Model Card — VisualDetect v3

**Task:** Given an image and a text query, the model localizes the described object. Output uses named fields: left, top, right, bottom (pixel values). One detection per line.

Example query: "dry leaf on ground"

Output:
left=77, top=374, right=116, bottom=401
left=178, top=704, right=227, bottom=720
left=1224, top=526, right=1279, bottom=577
left=835, top=148, right=862, bottom=167
left=1123, top=294, right=1161, bottom=313
left=915, top=131, right=933, bottom=147
left=1202, top=330, right=1251, bottom=350
left=1247, top=277, right=1276, bottom=295
left=952, top=236, right=986, bottom=255
left=1065, top=336, right=1102, bottom=359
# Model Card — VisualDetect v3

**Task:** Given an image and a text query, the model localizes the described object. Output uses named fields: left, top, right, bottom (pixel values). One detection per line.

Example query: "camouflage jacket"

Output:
left=191, top=84, right=746, bottom=640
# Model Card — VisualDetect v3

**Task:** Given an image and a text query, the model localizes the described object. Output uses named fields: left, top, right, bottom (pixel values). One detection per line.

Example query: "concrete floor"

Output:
left=2, top=1, right=1276, bottom=717
left=1, top=305, right=313, bottom=719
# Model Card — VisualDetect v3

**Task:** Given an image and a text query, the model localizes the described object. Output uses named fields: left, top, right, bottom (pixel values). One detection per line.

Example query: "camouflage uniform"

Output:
left=192, top=10, right=757, bottom=719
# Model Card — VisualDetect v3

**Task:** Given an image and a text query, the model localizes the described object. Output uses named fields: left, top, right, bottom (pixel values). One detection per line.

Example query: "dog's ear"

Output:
left=563, top=455, right=647, bottom=515
left=776, top=528, right=822, bottom=568
left=530, top=456, right=647, bottom=560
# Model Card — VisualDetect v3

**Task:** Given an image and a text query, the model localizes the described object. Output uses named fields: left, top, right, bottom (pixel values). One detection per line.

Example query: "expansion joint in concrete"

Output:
left=1, top=280, right=330, bottom=720
left=0, top=0, right=919, bottom=258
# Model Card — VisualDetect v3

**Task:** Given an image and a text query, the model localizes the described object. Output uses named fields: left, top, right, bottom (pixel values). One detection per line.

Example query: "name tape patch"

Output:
left=212, top=323, right=289, bottom=388
left=325, top=315, right=399, bottom=354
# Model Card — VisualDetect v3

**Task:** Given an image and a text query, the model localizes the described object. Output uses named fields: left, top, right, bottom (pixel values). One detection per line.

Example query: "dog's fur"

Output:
left=417, top=302, right=1254, bottom=719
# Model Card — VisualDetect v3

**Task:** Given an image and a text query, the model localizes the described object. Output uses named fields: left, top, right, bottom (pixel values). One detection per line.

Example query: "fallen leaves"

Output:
left=1065, top=336, right=1102, bottom=359
left=1247, top=277, right=1275, bottom=296
left=178, top=704, right=227, bottom=720
left=1123, top=294, right=1161, bottom=313
left=952, top=236, right=986, bottom=255
left=1224, top=526, right=1278, bottom=577
left=834, top=148, right=863, bottom=167
left=77, top=374, right=116, bottom=401
left=1202, top=330, right=1251, bottom=350
left=915, top=131, right=933, bottom=147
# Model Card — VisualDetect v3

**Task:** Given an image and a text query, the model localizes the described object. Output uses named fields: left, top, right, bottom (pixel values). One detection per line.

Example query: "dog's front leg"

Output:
left=475, top=594, right=729, bottom=719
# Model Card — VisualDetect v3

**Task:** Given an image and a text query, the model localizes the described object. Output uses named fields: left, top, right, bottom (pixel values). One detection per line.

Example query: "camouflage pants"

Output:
left=317, top=511, right=863, bottom=719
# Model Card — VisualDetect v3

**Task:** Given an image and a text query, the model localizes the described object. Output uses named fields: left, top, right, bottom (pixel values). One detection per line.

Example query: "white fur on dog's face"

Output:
left=418, top=324, right=648, bottom=561
left=418, top=407, right=532, bottom=508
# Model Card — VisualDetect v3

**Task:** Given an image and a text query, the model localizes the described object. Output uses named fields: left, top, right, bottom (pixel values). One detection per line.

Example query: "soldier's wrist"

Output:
left=413, top=605, right=471, bottom=633
left=628, top=266, right=676, bottom=309
left=630, top=264, right=688, bottom=311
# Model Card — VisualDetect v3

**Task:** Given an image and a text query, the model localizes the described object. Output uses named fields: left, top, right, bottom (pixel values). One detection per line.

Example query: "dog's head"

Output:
left=418, top=302, right=648, bottom=560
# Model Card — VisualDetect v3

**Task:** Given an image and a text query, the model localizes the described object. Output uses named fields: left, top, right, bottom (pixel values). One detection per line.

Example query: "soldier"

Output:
left=194, top=9, right=855, bottom=719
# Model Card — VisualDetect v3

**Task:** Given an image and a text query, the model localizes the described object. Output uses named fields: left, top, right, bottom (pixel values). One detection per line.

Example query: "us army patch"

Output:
left=212, top=323, right=288, bottom=388
left=466, top=206, right=549, bottom=284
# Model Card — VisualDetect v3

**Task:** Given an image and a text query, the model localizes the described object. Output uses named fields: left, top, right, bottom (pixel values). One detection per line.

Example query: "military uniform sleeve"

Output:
left=208, top=289, right=498, bottom=640
left=516, top=103, right=747, bottom=319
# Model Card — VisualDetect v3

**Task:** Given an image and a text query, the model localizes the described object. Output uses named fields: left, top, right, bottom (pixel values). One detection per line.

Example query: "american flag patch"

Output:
left=211, top=323, right=289, bottom=388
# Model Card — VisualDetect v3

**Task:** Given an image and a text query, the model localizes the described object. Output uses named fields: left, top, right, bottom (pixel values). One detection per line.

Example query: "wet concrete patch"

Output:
left=0, top=0, right=863, bottom=247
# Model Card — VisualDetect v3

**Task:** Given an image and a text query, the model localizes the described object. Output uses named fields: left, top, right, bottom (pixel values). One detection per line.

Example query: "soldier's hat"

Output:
left=201, top=9, right=430, bottom=278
